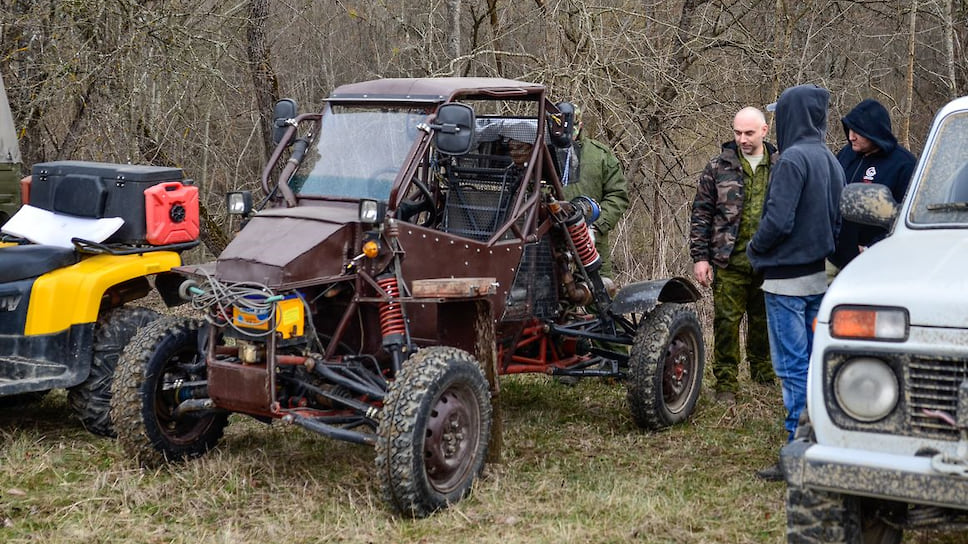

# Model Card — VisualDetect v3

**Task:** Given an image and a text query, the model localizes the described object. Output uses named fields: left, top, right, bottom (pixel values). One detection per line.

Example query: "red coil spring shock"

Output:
left=377, top=275, right=406, bottom=340
left=567, top=220, right=601, bottom=270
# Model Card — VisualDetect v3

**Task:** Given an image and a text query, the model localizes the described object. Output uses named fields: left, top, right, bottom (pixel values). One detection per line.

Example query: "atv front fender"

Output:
left=24, top=251, right=182, bottom=335
left=608, top=277, right=701, bottom=316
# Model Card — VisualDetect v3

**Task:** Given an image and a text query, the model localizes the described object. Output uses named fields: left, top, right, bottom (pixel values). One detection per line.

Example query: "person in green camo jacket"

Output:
left=561, top=107, right=629, bottom=278
left=689, top=107, right=777, bottom=404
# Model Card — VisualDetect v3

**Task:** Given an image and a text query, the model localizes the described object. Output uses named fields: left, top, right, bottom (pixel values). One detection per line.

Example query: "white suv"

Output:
left=782, top=96, right=968, bottom=543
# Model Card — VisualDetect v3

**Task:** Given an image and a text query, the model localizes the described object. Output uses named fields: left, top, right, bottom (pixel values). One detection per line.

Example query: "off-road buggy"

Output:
left=111, top=77, right=704, bottom=517
left=0, top=160, right=200, bottom=435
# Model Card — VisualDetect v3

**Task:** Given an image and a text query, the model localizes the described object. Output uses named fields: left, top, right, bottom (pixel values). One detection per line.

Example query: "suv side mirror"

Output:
left=272, top=98, right=298, bottom=145
left=840, top=183, right=899, bottom=229
left=433, top=103, right=475, bottom=156
left=548, top=102, right=575, bottom=148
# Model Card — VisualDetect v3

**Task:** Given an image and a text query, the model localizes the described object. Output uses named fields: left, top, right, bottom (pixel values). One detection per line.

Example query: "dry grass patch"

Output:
left=0, top=375, right=958, bottom=543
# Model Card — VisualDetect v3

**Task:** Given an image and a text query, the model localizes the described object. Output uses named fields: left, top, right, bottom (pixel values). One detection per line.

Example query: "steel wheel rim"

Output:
left=423, top=382, right=481, bottom=493
left=662, top=330, right=698, bottom=413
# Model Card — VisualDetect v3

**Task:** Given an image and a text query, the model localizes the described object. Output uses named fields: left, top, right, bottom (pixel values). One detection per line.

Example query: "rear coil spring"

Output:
left=378, top=276, right=406, bottom=338
left=567, top=221, right=600, bottom=267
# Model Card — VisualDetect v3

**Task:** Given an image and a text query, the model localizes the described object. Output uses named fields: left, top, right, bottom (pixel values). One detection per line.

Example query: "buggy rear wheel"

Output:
left=376, top=346, right=492, bottom=518
left=626, top=303, right=704, bottom=430
left=111, top=317, right=228, bottom=466
left=68, top=306, right=159, bottom=437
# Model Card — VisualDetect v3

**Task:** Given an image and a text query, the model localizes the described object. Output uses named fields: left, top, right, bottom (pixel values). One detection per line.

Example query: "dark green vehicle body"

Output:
left=0, top=72, right=21, bottom=224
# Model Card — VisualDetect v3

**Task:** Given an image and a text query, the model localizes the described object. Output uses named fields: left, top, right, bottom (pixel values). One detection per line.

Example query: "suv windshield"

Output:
left=910, top=110, right=968, bottom=226
left=290, top=104, right=428, bottom=200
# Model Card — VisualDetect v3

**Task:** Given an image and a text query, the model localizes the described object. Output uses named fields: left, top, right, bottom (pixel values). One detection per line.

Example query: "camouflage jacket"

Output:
left=689, top=141, right=776, bottom=268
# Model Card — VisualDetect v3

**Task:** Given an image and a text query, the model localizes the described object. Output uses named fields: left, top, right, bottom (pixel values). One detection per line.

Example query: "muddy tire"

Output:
left=111, top=317, right=228, bottom=466
left=66, top=306, right=159, bottom=437
left=786, top=486, right=903, bottom=544
left=376, top=346, right=492, bottom=518
left=626, top=303, right=704, bottom=430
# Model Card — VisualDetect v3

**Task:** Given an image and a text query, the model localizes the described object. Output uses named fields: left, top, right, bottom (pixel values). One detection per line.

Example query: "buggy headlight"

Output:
left=834, top=357, right=898, bottom=422
left=226, top=191, right=253, bottom=215
left=830, top=306, right=908, bottom=341
left=359, top=199, right=387, bottom=224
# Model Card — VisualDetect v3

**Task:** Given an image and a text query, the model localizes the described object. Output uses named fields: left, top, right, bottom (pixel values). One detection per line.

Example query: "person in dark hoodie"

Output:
left=827, top=98, right=916, bottom=274
left=747, top=84, right=844, bottom=481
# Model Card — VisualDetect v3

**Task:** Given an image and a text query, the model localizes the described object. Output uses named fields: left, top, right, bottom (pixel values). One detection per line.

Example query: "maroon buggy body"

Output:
left=111, top=77, right=705, bottom=517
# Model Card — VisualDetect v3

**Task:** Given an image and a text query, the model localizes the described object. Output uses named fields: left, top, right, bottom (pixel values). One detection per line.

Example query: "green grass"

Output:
left=0, top=375, right=958, bottom=543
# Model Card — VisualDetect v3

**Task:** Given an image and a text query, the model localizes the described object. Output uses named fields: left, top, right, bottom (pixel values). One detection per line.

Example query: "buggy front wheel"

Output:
left=626, top=303, right=704, bottom=430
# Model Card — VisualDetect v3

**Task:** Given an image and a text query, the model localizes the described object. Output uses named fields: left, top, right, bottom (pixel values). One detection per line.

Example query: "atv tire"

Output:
left=626, top=302, right=704, bottom=430
left=111, top=317, right=228, bottom=466
left=376, top=346, right=492, bottom=518
left=786, top=486, right=903, bottom=544
left=67, top=306, right=159, bottom=437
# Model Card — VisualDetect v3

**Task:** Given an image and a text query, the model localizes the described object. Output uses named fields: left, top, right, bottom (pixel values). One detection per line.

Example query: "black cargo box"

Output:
left=30, top=160, right=185, bottom=244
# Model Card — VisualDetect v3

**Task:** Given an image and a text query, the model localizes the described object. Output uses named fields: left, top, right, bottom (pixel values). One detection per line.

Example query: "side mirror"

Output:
left=840, top=183, right=899, bottom=229
left=433, top=103, right=475, bottom=156
left=548, top=102, right=575, bottom=148
left=272, top=98, right=298, bottom=145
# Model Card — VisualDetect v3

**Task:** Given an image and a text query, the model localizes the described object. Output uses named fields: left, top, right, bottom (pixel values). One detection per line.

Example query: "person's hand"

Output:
left=693, top=260, right=713, bottom=288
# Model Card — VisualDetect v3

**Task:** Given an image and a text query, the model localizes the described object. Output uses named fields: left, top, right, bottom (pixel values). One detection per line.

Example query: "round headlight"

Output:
left=834, top=357, right=899, bottom=422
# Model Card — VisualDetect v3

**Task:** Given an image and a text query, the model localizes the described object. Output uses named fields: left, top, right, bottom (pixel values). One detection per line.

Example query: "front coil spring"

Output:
left=377, top=276, right=406, bottom=339
left=567, top=221, right=600, bottom=267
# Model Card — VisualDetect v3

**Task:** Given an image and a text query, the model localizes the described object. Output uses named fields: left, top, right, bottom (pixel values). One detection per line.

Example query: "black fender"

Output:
left=608, top=276, right=701, bottom=316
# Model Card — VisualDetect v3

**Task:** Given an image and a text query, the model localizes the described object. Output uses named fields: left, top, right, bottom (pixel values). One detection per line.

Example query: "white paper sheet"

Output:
left=1, top=205, right=124, bottom=248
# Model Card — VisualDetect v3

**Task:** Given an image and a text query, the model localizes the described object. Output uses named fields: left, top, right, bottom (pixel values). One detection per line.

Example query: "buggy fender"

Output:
left=608, top=276, right=701, bottom=316
left=24, top=251, right=182, bottom=335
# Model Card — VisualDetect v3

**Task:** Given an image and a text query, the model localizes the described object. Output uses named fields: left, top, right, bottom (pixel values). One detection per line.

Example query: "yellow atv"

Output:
left=0, top=160, right=199, bottom=436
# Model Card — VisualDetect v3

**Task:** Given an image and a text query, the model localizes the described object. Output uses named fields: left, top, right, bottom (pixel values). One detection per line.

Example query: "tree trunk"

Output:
left=247, top=0, right=280, bottom=162
left=901, top=0, right=918, bottom=148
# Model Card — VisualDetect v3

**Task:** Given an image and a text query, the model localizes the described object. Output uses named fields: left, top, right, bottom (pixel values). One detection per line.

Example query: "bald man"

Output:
left=690, top=107, right=776, bottom=403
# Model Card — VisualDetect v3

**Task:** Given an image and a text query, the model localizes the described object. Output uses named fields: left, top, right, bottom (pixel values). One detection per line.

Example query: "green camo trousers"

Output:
left=711, top=263, right=773, bottom=392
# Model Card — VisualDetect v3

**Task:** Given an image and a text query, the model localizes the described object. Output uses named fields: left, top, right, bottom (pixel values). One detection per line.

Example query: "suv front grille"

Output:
left=908, top=357, right=968, bottom=440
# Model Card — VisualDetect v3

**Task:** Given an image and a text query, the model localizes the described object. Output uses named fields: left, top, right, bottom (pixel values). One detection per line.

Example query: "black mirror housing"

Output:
left=272, top=98, right=299, bottom=145
left=434, top=103, right=475, bottom=156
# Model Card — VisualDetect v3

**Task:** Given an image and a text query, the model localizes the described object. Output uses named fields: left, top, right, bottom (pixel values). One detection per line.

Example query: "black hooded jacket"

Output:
left=828, top=99, right=916, bottom=269
left=747, top=85, right=844, bottom=279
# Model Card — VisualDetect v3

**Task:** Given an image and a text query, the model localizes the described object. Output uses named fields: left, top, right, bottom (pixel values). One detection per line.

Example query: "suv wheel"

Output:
left=786, top=486, right=903, bottom=544
left=376, top=346, right=492, bottom=518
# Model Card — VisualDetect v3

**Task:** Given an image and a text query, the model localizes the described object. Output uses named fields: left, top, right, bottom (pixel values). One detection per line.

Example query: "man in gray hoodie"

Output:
left=747, top=84, right=844, bottom=480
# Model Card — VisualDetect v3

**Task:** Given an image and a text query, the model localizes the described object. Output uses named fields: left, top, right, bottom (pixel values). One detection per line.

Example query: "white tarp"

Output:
left=1, top=205, right=123, bottom=248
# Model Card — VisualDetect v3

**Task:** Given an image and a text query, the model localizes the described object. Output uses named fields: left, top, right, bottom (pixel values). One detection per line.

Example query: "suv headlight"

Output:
left=834, top=357, right=899, bottom=422
left=830, top=305, right=908, bottom=341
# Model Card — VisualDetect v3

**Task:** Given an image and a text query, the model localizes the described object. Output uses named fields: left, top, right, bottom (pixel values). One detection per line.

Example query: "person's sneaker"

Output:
left=714, top=391, right=736, bottom=404
left=755, top=462, right=784, bottom=482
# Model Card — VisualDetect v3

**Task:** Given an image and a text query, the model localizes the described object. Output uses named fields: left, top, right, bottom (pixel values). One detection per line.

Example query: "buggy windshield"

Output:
left=289, top=104, right=428, bottom=200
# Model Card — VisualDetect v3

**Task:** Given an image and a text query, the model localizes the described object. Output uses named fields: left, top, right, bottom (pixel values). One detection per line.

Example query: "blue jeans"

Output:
left=764, top=292, right=823, bottom=441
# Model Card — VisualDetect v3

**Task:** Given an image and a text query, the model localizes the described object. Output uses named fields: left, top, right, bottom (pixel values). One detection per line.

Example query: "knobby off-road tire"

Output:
left=626, top=302, right=704, bottom=430
left=787, top=486, right=903, bottom=544
left=376, top=346, right=492, bottom=518
left=67, top=306, right=159, bottom=437
left=111, top=317, right=228, bottom=467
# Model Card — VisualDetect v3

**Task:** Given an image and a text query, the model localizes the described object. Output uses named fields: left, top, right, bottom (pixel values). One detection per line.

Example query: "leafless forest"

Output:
left=1, top=0, right=964, bottom=281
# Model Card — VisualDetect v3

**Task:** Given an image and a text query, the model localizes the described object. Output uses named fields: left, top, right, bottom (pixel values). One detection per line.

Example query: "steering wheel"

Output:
left=399, top=178, right=437, bottom=227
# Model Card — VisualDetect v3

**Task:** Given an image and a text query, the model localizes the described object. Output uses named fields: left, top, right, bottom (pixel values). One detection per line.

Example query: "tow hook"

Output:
left=929, top=380, right=968, bottom=477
